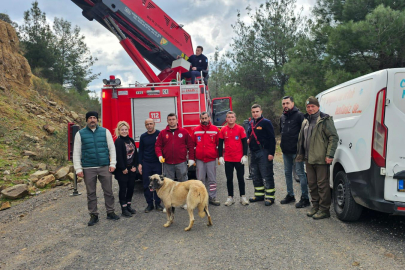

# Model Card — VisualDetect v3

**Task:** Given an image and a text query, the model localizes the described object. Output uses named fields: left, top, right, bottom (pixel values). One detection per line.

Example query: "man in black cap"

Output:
left=296, top=97, right=339, bottom=219
left=73, top=111, right=120, bottom=226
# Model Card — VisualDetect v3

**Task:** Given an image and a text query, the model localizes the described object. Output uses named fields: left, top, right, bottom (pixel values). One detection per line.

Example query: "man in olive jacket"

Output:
left=296, top=97, right=339, bottom=219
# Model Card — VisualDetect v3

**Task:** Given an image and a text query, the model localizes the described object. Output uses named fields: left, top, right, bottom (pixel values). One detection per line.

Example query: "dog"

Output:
left=149, top=174, right=213, bottom=231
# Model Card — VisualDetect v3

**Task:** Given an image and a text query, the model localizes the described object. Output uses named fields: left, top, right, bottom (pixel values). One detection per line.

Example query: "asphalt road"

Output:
left=1, top=161, right=405, bottom=269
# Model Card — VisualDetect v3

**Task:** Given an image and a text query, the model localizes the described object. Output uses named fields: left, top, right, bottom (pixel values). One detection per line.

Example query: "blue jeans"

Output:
left=283, top=153, right=308, bottom=199
left=181, top=71, right=201, bottom=84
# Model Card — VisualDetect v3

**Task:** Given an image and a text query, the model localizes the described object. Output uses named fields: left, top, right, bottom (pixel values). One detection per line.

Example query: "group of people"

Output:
left=73, top=94, right=338, bottom=227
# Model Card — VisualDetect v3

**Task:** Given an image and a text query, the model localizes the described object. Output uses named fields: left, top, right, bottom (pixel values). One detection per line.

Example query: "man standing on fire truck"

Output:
left=155, top=113, right=195, bottom=180
left=180, top=45, right=208, bottom=84
left=192, top=112, right=220, bottom=206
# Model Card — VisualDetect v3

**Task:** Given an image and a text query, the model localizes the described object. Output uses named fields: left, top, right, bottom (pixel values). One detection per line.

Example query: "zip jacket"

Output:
left=155, top=125, right=195, bottom=164
left=192, top=122, right=219, bottom=162
left=296, top=111, right=339, bottom=164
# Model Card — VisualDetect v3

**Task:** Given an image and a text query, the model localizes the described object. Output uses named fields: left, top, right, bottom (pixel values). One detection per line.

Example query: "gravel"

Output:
left=0, top=161, right=404, bottom=269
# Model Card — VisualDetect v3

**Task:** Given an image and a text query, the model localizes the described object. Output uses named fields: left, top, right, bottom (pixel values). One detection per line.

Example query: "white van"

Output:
left=317, top=68, right=405, bottom=221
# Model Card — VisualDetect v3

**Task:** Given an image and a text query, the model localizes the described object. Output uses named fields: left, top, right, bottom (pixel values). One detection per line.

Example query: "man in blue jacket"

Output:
left=138, top=118, right=164, bottom=213
left=181, top=45, right=208, bottom=84
left=247, top=104, right=277, bottom=206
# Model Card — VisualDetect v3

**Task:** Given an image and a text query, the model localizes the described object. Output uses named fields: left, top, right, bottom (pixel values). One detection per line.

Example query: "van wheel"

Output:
left=333, top=171, right=363, bottom=221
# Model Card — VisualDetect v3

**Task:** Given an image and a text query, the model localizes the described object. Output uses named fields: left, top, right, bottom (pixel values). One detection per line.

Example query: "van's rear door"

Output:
left=384, top=69, right=405, bottom=202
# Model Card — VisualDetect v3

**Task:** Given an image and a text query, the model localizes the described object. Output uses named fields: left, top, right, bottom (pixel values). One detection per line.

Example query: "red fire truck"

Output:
left=72, top=0, right=232, bottom=142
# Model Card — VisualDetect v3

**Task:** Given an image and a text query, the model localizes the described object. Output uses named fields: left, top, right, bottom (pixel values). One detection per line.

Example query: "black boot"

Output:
left=127, top=204, right=136, bottom=214
left=295, top=196, right=310, bottom=208
left=144, top=204, right=154, bottom=213
left=280, top=194, right=296, bottom=204
left=107, top=212, right=120, bottom=220
left=88, top=214, right=99, bottom=226
left=121, top=206, right=132, bottom=217
left=155, top=203, right=164, bottom=212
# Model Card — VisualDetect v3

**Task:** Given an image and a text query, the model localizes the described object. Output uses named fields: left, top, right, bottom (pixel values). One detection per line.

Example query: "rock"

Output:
left=0, top=201, right=11, bottom=211
left=13, top=180, right=25, bottom=184
left=36, top=115, right=46, bottom=120
left=71, top=111, right=79, bottom=120
left=29, top=170, right=50, bottom=182
left=15, top=164, right=32, bottom=173
left=68, top=165, right=74, bottom=173
left=1, top=184, right=28, bottom=199
left=24, top=134, right=39, bottom=142
left=22, top=150, right=37, bottom=157
left=37, top=163, right=47, bottom=170
left=36, top=174, right=56, bottom=188
left=3, top=170, right=10, bottom=175
left=43, top=124, right=55, bottom=134
left=67, top=172, right=75, bottom=181
left=55, top=180, right=63, bottom=186
left=48, top=101, right=57, bottom=106
left=0, top=185, right=6, bottom=192
left=54, top=166, right=70, bottom=180
left=77, top=177, right=83, bottom=183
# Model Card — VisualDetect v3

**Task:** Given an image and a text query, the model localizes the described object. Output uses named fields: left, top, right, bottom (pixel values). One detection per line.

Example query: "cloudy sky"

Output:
left=3, top=0, right=315, bottom=95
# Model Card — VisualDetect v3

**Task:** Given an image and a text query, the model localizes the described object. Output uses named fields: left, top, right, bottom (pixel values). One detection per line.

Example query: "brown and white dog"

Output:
left=149, top=174, right=213, bottom=231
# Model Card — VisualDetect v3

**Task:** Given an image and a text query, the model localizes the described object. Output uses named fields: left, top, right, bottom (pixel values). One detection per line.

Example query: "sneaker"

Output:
left=127, top=204, right=136, bottom=214
left=240, top=196, right=249, bottom=205
left=312, top=210, right=330, bottom=220
left=121, top=206, right=132, bottom=217
left=181, top=204, right=188, bottom=210
left=224, top=196, right=235, bottom=206
left=209, top=197, right=221, bottom=206
left=265, top=199, right=275, bottom=206
left=249, top=196, right=264, bottom=203
left=306, top=207, right=319, bottom=217
left=107, top=212, right=120, bottom=220
left=295, top=197, right=310, bottom=208
left=280, top=194, right=296, bottom=204
left=144, top=204, right=154, bottom=213
left=155, top=203, right=164, bottom=212
left=88, top=214, right=99, bottom=226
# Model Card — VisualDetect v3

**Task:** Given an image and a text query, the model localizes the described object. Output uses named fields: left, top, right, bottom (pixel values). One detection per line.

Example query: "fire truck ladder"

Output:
left=179, top=72, right=204, bottom=128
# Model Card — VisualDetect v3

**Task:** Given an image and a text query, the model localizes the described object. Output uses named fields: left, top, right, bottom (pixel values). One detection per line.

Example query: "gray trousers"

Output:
left=196, top=160, right=217, bottom=198
left=83, top=166, right=115, bottom=215
left=163, top=162, right=188, bottom=182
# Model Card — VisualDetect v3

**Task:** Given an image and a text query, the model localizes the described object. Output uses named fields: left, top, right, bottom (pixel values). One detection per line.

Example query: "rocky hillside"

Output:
left=0, top=20, right=89, bottom=210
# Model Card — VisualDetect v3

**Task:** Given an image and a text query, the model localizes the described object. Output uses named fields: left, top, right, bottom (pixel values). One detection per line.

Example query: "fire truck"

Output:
left=71, top=0, right=232, bottom=143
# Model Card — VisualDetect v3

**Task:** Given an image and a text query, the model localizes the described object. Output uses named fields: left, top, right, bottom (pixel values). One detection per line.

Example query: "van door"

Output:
left=132, top=97, right=177, bottom=141
left=384, top=69, right=405, bottom=202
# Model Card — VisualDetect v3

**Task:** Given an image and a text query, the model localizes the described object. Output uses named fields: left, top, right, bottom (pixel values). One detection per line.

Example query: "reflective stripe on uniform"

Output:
left=265, top=188, right=275, bottom=193
left=265, top=195, right=275, bottom=199
left=255, top=186, right=265, bottom=191
left=254, top=192, right=265, bottom=196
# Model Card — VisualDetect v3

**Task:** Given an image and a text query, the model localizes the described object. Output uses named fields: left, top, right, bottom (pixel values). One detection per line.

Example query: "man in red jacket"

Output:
left=192, top=112, right=220, bottom=206
left=155, top=113, right=195, bottom=184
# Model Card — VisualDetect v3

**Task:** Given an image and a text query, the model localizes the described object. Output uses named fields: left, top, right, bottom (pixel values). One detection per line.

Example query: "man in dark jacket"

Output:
left=139, top=118, right=164, bottom=213
left=247, top=104, right=277, bottom=206
left=181, top=45, right=208, bottom=84
left=279, top=96, right=310, bottom=208
left=296, top=97, right=339, bottom=219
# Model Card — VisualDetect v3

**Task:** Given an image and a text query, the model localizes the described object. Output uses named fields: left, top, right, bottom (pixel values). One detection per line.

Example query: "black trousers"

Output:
left=115, top=169, right=136, bottom=206
left=225, top=161, right=245, bottom=197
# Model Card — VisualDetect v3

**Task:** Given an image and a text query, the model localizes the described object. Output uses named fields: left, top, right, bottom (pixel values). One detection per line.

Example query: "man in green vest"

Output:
left=73, top=111, right=120, bottom=226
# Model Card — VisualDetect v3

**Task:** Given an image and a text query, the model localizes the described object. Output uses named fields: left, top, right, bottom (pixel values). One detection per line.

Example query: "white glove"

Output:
left=159, top=156, right=165, bottom=163
left=241, top=155, right=248, bottom=165
left=219, top=157, right=225, bottom=165
left=188, top=160, right=195, bottom=167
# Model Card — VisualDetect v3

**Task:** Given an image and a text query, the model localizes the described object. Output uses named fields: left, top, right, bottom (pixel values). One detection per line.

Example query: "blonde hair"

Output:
left=115, top=121, right=130, bottom=138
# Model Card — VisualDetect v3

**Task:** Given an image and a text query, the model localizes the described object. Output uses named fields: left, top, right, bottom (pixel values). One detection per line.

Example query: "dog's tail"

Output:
left=197, top=189, right=208, bottom=218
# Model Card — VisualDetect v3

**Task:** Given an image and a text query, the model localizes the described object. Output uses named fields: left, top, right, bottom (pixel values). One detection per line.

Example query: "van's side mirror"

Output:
left=212, top=97, right=232, bottom=126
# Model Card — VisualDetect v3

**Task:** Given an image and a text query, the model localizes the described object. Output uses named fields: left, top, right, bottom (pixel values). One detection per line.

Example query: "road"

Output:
left=1, top=161, right=404, bottom=269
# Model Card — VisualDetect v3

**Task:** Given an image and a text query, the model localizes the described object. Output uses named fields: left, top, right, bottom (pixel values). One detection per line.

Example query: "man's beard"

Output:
left=202, top=121, right=208, bottom=125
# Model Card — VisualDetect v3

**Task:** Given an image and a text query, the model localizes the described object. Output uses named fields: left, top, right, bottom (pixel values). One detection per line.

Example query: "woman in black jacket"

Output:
left=114, top=121, right=138, bottom=217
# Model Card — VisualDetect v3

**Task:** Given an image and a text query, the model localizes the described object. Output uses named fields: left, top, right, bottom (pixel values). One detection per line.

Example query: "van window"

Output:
left=319, top=79, right=373, bottom=120
left=394, top=73, right=405, bottom=114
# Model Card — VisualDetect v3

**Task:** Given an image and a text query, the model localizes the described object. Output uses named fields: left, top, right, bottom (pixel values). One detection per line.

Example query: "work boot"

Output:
left=249, top=196, right=264, bottom=203
left=312, top=210, right=330, bottom=220
left=127, top=204, right=136, bottom=214
left=88, top=214, right=99, bottom=226
left=121, top=206, right=132, bottom=217
left=155, top=203, right=164, bottom=212
left=280, top=194, right=296, bottom=204
left=295, top=196, right=310, bottom=208
left=224, top=196, right=235, bottom=206
left=209, top=197, right=221, bottom=206
left=264, top=199, right=275, bottom=206
left=240, top=196, right=249, bottom=206
left=144, top=204, right=154, bottom=213
left=107, top=212, right=120, bottom=220
left=306, top=207, right=319, bottom=217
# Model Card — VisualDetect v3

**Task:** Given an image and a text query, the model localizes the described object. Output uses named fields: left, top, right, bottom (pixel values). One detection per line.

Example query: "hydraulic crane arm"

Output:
left=71, top=0, right=194, bottom=83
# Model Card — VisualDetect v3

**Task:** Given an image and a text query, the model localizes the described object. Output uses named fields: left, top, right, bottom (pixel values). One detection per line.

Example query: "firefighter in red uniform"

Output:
left=155, top=113, right=195, bottom=185
left=218, top=111, right=249, bottom=206
left=192, top=112, right=220, bottom=206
